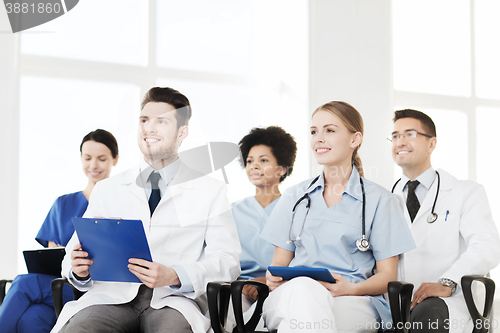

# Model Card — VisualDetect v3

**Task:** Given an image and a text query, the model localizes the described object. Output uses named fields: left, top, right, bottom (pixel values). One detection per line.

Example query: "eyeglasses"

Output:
left=388, top=130, right=433, bottom=142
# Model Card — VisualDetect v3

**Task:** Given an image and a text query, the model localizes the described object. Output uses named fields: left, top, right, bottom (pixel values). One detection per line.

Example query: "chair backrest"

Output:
left=462, top=275, right=495, bottom=333
left=207, top=282, right=232, bottom=333
left=231, top=280, right=269, bottom=333
left=0, top=279, right=13, bottom=306
left=388, top=281, right=414, bottom=333
left=51, top=277, right=84, bottom=318
left=389, top=276, right=496, bottom=333
left=207, top=280, right=270, bottom=333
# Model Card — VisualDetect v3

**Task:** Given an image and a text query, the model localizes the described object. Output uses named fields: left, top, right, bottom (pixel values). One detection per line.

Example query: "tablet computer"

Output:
left=268, top=266, right=336, bottom=283
left=72, top=217, right=152, bottom=283
left=23, top=248, right=65, bottom=277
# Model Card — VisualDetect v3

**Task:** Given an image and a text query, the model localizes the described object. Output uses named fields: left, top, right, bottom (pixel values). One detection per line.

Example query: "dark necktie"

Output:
left=148, top=172, right=161, bottom=216
left=406, top=180, right=420, bottom=222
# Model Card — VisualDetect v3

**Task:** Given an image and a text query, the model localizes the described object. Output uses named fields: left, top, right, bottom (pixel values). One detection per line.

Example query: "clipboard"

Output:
left=268, top=266, right=336, bottom=283
left=23, top=248, right=65, bottom=277
left=72, top=217, right=152, bottom=283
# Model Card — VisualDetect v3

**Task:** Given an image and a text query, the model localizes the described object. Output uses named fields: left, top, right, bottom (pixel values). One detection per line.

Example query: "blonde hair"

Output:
left=312, top=101, right=364, bottom=177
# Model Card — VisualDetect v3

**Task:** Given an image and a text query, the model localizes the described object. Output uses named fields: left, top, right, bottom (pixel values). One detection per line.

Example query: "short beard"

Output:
left=141, top=143, right=178, bottom=170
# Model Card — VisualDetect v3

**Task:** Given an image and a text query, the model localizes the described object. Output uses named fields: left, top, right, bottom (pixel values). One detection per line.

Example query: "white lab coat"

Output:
left=51, top=163, right=241, bottom=333
left=393, top=169, right=500, bottom=333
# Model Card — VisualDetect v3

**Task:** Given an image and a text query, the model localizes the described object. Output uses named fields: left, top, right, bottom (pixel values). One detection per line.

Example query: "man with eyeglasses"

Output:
left=390, top=109, right=500, bottom=333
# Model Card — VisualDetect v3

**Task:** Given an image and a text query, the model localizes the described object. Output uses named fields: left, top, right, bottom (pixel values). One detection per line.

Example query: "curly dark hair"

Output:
left=238, top=126, right=297, bottom=183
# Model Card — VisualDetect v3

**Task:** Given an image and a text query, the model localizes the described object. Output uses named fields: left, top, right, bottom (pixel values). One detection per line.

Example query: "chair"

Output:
left=387, top=281, right=414, bottom=333
left=387, top=275, right=496, bottom=333
left=51, top=277, right=84, bottom=317
left=462, top=275, right=495, bottom=333
left=207, top=280, right=269, bottom=333
left=208, top=280, right=412, bottom=333
left=0, top=279, right=13, bottom=306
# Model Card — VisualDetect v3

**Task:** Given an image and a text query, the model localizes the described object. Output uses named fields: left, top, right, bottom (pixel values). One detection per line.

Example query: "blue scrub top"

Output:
left=261, top=167, right=415, bottom=324
left=232, top=196, right=278, bottom=280
left=36, top=191, right=88, bottom=247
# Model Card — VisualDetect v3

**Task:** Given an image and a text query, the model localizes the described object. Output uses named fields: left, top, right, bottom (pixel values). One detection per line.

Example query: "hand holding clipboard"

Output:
left=72, top=218, right=152, bottom=283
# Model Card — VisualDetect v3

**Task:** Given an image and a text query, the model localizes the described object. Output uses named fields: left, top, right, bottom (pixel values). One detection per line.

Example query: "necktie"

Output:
left=148, top=172, right=161, bottom=216
left=406, top=180, right=420, bottom=222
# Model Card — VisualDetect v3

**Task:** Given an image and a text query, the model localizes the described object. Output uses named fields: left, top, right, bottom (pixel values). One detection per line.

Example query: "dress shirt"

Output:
left=139, top=157, right=181, bottom=200
left=400, top=166, right=436, bottom=205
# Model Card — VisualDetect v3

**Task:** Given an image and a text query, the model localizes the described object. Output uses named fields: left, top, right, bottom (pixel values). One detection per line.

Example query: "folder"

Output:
left=23, top=248, right=65, bottom=277
left=72, top=218, right=152, bottom=283
left=267, top=266, right=336, bottom=283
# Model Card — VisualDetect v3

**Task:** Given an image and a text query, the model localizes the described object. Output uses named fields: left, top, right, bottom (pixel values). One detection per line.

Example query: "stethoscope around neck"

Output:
left=391, top=171, right=440, bottom=223
left=286, top=174, right=370, bottom=252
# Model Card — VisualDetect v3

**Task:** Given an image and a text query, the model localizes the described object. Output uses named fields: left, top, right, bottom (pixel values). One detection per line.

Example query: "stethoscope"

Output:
left=286, top=174, right=370, bottom=252
left=391, top=171, right=440, bottom=223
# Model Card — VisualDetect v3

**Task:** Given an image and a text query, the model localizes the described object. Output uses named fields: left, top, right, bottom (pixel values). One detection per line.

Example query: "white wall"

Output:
left=0, top=9, right=19, bottom=279
left=308, top=0, right=394, bottom=187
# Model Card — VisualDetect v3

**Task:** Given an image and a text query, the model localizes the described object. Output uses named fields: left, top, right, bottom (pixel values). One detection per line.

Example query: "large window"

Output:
left=16, top=0, right=309, bottom=272
left=393, top=0, right=500, bottom=284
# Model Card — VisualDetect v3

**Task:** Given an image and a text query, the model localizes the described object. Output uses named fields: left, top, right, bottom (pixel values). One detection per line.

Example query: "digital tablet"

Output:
left=268, top=266, right=336, bottom=283
left=72, top=218, right=152, bottom=283
left=23, top=248, right=65, bottom=277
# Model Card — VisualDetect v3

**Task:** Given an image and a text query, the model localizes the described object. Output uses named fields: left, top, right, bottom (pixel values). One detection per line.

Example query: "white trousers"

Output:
left=262, top=277, right=379, bottom=333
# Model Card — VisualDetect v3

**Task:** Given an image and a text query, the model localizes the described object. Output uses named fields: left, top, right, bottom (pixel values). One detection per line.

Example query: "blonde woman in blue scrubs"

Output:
left=261, top=102, right=415, bottom=333
left=227, top=126, right=297, bottom=331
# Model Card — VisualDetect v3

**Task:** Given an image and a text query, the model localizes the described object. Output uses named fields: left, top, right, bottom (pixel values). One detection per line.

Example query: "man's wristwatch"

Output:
left=438, top=278, right=457, bottom=294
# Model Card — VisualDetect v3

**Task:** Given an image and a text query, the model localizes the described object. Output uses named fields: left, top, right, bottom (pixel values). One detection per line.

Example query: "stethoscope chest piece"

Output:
left=356, top=236, right=370, bottom=252
left=427, top=213, right=438, bottom=223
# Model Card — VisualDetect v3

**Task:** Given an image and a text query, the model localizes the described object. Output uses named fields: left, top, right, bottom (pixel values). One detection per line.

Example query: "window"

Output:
left=16, top=0, right=309, bottom=273
left=393, top=0, right=500, bottom=286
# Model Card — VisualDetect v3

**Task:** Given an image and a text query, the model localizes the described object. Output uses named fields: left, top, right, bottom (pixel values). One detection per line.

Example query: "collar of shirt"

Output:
left=400, top=166, right=436, bottom=204
left=401, top=166, right=436, bottom=191
left=307, top=166, right=363, bottom=202
left=139, top=157, right=181, bottom=197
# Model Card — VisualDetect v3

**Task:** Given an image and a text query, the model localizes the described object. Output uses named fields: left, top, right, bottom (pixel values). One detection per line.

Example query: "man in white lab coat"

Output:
left=390, top=109, right=500, bottom=333
left=52, top=87, right=241, bottom=333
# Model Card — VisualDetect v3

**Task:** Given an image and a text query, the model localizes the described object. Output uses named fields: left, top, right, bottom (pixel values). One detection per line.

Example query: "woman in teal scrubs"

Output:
left=261, top=102, right=415, bottom=333
left=0, top=129, right=118, bottom=333
left=228, top=126, right=296, bottom=331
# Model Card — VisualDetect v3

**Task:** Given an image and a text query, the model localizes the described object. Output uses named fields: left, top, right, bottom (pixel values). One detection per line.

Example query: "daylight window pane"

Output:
left=20, top=0, right=148, bottom=66
left=476, top=107, right=500, bottom=282
left=156, top=0, right=253, bottom=75
left=425, top=109, right=468, bottom=179
left=392, top=0, right=471, bottom=97
left=18, top=77, right=140, bottom=273
left=475, top=0, right=500, bottom=100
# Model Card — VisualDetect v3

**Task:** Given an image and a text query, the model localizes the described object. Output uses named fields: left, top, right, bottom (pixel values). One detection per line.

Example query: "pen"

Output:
left=445, top=210, right=449, bottom=221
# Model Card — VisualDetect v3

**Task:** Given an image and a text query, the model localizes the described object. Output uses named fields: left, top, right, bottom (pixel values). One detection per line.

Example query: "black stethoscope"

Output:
left=391, top=171, right=440, bottom=223
left=286, top=174, right=370, bottom=252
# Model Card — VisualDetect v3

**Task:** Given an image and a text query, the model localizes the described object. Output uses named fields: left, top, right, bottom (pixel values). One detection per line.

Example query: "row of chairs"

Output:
left=0, top=275, right=495, bottom=333
left=207, top=276, right=495, bottom=333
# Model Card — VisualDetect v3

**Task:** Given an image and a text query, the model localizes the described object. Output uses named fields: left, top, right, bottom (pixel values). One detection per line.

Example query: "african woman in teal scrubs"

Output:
left=0, top=129, right=118, bottom=333
left=227, top=126, right=297, bottom=331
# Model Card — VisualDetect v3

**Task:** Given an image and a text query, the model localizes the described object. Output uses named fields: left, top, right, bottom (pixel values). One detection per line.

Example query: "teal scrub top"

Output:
left=261, top=167, right=415, bottom=325
left=232, top=196, right=278, bottom=280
